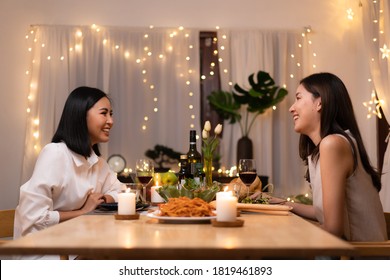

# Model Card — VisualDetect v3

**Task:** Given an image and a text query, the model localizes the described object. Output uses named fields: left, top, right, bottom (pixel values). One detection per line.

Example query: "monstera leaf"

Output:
left=207, top=70, right=288, bottom=136
left=207, top=90, right=241, bottom=124
left=233, top=71, right=288, bottom=114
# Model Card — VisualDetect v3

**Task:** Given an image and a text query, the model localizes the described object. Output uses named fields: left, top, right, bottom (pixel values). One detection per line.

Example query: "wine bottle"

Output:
left=178, top=154, right=188, bottom=187
left=186, top=130, right=203, bottom=183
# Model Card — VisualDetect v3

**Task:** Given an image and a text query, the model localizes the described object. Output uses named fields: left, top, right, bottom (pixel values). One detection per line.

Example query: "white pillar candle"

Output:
left=216, top=191, right=237, bottom=222
left=151, top=186, right=165, bottom=203
left=118, top=192, right=136, bottom=215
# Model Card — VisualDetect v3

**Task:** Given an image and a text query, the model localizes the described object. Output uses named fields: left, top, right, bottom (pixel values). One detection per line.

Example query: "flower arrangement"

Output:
left=201, top=121, right=223, bottom=187
left=155, top=121, right=223, bottom=202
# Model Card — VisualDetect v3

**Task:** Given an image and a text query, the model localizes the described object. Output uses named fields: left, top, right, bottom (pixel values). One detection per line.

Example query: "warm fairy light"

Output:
left=380, top=44, right=390, bottom=59
left=363, top=90, right=384, bottom=119
left=347, top=8, right=354, bottom=20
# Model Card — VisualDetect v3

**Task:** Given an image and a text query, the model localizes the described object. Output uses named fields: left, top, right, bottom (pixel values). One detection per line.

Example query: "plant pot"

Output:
left=236, top=136, right=253, bottom=166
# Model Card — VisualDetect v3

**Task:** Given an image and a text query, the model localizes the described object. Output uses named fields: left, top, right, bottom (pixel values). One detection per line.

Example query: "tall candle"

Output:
left=118, top=192, right=136, bottom=215
left=151, top=186, right=165, bottom=203
left=216, top=191, right=237, bottom=222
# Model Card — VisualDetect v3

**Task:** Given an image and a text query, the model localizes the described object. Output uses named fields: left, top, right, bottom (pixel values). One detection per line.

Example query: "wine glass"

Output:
left=238, top=159, right=257, bottom=197
left=135, top=159, right=154, bottom=203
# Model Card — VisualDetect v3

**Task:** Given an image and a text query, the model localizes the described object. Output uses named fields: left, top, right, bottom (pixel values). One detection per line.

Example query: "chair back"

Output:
left=384, top=212, right=390, bottom=240
left=0, top=209, right=15, bottom=240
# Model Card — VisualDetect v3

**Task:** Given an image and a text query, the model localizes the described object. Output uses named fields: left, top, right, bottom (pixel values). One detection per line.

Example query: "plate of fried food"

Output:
left=147, top=197, right=216, bottom=223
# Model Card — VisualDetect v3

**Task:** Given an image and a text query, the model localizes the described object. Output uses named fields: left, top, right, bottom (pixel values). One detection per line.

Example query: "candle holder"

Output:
left=211, top=219, right=244, bottom=227
left=114, top=214, right=140, bottom=220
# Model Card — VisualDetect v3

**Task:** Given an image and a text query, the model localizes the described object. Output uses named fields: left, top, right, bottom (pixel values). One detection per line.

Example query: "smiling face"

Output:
left=289, top=84, right=322, bottom=145
left=86, top=97, right=113, bottom=146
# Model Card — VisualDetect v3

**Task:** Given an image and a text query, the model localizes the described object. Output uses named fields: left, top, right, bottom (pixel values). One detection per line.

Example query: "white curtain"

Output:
left=217, top=29, right=311, bottom=197
left=22, top=25, right=313, bottom=198
left=22, top=25, right=200, bottom=183
left=361, top=0, right=390, bottom=211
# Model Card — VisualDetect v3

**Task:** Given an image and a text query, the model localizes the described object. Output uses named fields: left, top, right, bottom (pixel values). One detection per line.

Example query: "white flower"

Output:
left=202, top=129, right=209, bottom=139
left=214, top=124, right=223, bottom=135
left=204, top=121, right=211, bottom=132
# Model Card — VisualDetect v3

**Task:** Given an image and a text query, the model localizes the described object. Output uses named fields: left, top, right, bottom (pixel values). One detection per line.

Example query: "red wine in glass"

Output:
left=239, top=172, right=257, bottom=185
left=238, top=159, right=257, bottom=197
left=137, top=176, right=153, bottom=185
left=136, top=159, right=154, bottom=202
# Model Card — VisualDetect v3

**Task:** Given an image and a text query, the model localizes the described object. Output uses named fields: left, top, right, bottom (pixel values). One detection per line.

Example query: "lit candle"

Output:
left=216, top=190, right=237, bottom=222
left=151, top=185, right=165, bottom=204
left=118, top=190, right=136, bottom=215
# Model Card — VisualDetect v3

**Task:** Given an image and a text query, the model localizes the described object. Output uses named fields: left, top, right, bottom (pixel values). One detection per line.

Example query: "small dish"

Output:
left=97, top=202, right=118, bottom=211
left=96, top=202, right=150, bottom=212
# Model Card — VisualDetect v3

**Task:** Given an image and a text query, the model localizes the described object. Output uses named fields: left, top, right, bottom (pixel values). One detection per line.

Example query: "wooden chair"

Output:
left=0, top=209, right=15, bottom=244
left=348, top=212, right=390, bottom=258
left=0, top=209, right=69, bottom=259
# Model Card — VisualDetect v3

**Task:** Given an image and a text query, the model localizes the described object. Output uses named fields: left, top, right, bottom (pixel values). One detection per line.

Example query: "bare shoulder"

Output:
left=320, top=134, right=354, bottom=176
left=320, top=134, right=350, bottom=152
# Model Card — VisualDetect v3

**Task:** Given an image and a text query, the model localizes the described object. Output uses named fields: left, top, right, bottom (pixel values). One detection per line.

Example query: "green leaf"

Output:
left=207, top=90, right=241, bottom=124
left=207, top=70, right=288, bottom=136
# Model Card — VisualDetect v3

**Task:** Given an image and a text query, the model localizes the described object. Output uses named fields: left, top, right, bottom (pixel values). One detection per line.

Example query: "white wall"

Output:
left=0, top=0, right=376, bottom=209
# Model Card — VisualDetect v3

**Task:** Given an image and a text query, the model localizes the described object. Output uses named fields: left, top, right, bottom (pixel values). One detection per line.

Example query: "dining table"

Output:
left=0, top=208, right=355, bottom=260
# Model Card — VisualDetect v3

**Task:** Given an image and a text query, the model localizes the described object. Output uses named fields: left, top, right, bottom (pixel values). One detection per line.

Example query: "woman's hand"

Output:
left=81, top=192, right=105, bottom=213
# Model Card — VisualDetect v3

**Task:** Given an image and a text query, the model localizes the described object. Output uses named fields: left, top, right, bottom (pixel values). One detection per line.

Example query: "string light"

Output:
left=380, top=44, right=390, bottom=59
left=346, top=8, right=354, bottom=20
left=363, top=90, right=384, bottom=119
left=359, top=0, right=388, bottom=119
left=25, top=25, right=199, bottom=147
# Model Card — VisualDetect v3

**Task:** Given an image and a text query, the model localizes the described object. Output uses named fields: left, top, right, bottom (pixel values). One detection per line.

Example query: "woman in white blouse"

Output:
left=14, top=87, right=124, bottom=255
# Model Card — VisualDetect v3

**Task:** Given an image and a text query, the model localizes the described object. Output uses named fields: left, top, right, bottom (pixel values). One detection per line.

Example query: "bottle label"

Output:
left=189, top=163, right=197, bottom=175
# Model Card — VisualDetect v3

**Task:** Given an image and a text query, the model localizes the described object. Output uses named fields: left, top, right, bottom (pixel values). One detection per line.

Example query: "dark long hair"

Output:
left=298, top=73, right=381, bottom=191
left=52, top=86, right=109, bottom=157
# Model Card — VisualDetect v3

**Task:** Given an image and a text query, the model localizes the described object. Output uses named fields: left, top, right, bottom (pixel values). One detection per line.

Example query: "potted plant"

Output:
left=144, top=145, right=182, bottom=172
left=207, top=70, right=288, bottom=164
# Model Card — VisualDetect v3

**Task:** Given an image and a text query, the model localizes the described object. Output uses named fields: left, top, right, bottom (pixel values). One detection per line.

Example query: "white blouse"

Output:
left=14, top=142, right=124, bottom=240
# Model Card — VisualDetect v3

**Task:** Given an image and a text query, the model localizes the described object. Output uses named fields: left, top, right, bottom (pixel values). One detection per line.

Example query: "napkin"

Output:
left=227, top=176, right=262, bottom=200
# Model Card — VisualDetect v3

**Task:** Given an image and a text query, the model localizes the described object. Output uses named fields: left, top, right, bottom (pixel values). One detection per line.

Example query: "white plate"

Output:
left=146, top=210, right=217, bottom=223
